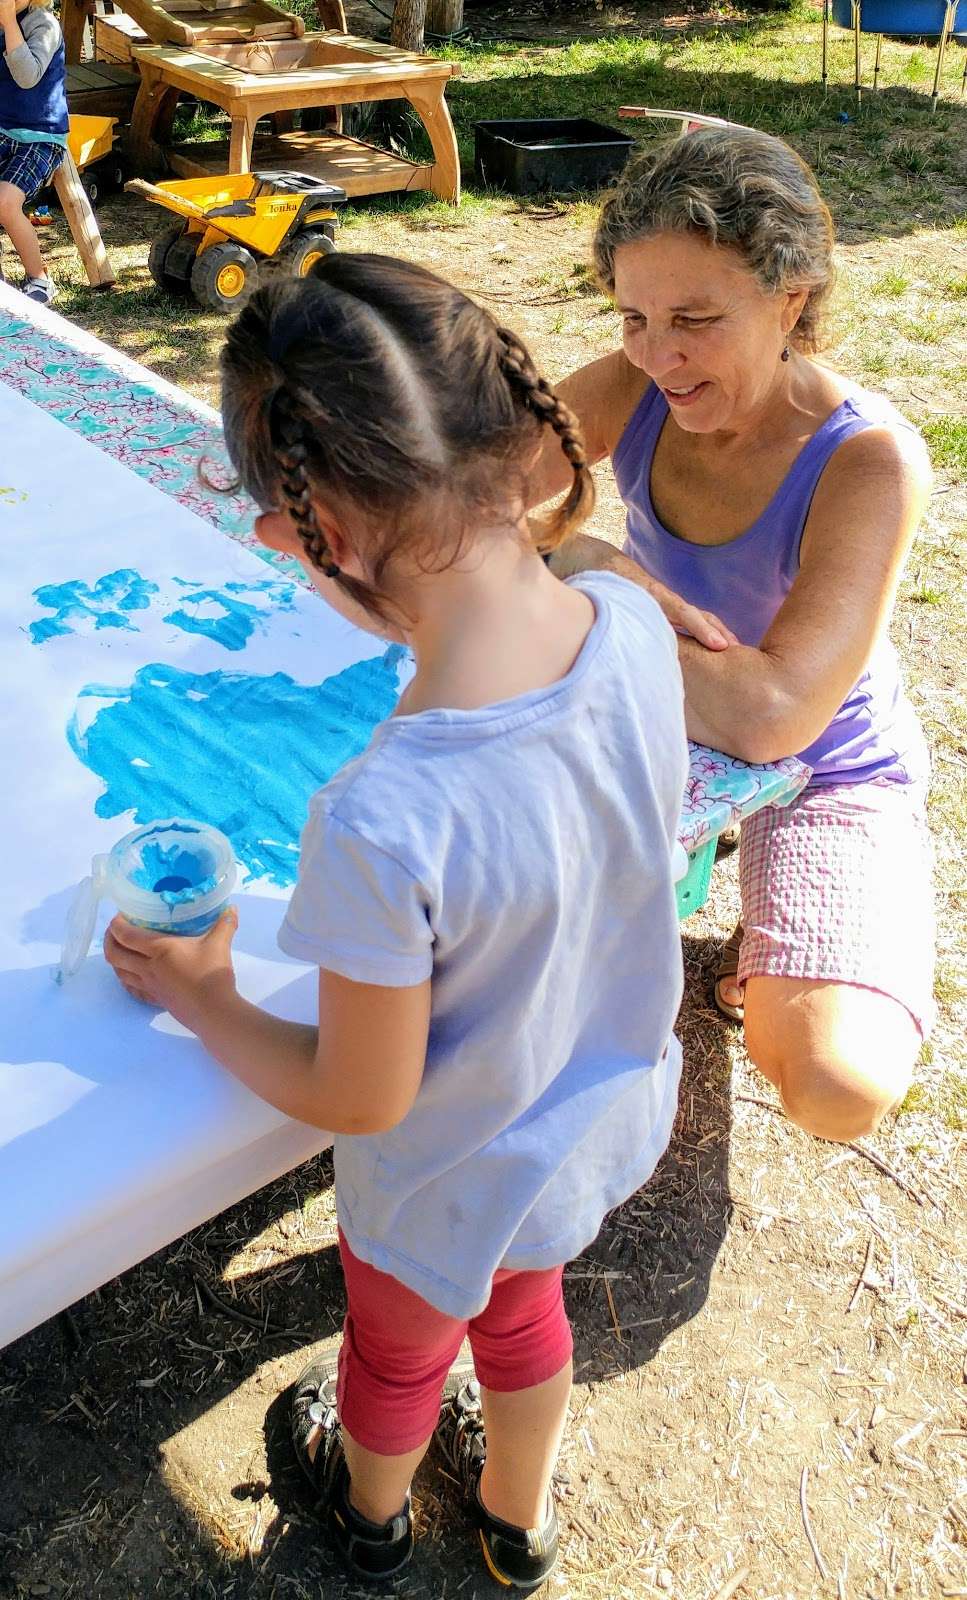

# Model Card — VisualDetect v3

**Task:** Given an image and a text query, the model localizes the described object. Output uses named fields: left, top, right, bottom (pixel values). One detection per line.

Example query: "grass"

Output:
left=921, top=416, right=967, bottom=470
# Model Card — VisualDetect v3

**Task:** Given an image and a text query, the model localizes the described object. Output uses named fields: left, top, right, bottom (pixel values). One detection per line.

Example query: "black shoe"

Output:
left=436, top=1376, right=559, bottom=1590
left=291, top=1356, right=413, bottom=1582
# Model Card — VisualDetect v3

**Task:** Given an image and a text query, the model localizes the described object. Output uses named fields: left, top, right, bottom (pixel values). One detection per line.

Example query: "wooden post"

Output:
left=128, top=68, right=181, bottom=173
left=52, top=150, right=116, bottom=287
left=391, top=0, right=427, bottom=53
left=61, top=0, right=92, bottom=64
left=313, top=0, right=347, bottom=28
left=426, top=0, right=463, bottom=35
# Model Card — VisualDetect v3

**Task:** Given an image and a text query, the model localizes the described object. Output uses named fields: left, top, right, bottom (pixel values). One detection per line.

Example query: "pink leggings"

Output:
left=336, top=1230, right=573, bottom=1455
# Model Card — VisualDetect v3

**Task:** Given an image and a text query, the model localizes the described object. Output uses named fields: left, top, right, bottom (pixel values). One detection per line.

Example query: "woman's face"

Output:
left=613, top=231, right=806, bottom=435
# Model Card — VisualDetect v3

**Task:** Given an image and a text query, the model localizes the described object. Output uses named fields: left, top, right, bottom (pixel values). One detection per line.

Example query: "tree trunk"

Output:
left=426, top=0, right=463, bottom=34
left=391, top=0, right=428, bottom=51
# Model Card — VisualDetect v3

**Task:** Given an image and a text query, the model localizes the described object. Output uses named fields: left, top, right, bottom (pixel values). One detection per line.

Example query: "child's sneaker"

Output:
left=23, top=275, right=55, bottom=306
left=291, top=1355, right=414, bottom=1581
left=436, top=1377, right=559, bottom=1590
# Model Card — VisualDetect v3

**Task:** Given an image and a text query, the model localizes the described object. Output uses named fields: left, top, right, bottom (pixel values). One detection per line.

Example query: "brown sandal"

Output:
left=714, top=924, right=745, bottom=1023
left=714, top=821, right=741, bottom=860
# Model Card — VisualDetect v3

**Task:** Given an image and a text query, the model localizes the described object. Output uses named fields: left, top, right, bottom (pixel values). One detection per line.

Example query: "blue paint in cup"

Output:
left=58, top=818, right=237, bottom=980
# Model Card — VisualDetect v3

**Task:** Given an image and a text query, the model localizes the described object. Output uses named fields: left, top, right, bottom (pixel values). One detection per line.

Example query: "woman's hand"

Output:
left=548, top=533, right=737, bottom=651
left=103, top=910, right=238, bottom=1030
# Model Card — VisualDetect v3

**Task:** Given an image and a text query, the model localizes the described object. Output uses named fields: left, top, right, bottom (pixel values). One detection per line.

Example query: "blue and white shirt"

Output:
left=279, top=572, right=688, bottom=1318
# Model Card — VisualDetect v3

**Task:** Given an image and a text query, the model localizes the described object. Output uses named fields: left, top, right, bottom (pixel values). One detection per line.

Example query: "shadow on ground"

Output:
left=0, top=937, right=735, bottom=1598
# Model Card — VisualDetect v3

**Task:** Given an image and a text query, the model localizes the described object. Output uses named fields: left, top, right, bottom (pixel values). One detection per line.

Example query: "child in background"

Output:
left=0, top=0, right=67, bottom=304
left=104, top=255, right=689, bottom=1590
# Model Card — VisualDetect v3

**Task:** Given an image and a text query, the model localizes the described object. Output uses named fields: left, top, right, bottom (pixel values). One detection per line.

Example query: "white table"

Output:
left=0, top=286, right=808, bottom=1351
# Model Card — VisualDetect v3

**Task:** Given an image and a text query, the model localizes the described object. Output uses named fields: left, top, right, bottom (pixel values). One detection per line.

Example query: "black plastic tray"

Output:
left=473, top=117, right=635, bottom=194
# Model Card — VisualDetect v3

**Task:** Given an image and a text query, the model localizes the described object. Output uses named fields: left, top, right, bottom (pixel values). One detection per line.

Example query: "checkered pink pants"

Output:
left=737, top=778, right=935, bottom=1037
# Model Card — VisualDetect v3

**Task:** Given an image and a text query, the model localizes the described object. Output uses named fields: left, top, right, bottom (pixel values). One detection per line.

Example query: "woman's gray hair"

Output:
left=592, top=127, right=835, bottom=352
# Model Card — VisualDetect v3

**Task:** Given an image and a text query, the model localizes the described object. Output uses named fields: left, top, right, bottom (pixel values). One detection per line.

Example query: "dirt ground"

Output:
left=2, top=62, right=966, bottom=1600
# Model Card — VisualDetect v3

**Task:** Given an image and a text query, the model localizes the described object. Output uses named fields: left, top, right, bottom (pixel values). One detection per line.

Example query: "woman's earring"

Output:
left=781, top=345, right=791, bottom=362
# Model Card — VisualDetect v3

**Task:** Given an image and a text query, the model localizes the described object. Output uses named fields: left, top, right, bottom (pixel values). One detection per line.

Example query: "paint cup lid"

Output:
left=58, top=856, right=108, bottom=982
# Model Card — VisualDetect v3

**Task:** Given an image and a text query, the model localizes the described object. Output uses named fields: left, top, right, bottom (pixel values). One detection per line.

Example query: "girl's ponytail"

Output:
left=495, top=327, right=595, bottom=554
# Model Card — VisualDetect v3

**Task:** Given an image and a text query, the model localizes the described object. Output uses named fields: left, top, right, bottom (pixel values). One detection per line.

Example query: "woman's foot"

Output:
left=291, top=1357, right=414, bottom=1581
left=714, top=821, right=740, bottom=860
left=714, top=923, right=745, bottom=1023
left=436, top=1377, right=559, bottom=1591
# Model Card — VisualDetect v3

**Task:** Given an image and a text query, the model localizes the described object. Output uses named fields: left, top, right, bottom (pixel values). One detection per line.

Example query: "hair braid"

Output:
left=495, top=326, right=594, bottom=550
left=270, top=388, right=340, bottom=578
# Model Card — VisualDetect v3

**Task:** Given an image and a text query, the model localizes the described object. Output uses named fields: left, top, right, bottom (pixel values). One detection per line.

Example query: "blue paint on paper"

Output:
left=163, top=577, right=296, bottom=651
left=31, top=569, right=159, bottom=644
left=67, top=646, right=406, bottom=885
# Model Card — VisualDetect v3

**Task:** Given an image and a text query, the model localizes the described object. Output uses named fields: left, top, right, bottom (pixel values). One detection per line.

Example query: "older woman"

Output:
left=536, top=127, right=934, bottom=1144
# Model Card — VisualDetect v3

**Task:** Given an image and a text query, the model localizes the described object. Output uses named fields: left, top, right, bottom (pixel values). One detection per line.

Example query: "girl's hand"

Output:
left=103, top=910, right=238, bottom=1030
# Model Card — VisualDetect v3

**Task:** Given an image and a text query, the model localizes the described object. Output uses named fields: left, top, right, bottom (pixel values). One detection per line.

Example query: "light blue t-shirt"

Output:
left=279, top=571, right=688, bottom=1318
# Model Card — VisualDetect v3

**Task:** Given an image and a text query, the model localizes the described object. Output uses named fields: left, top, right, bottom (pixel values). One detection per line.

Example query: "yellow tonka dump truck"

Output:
left=127, top=170, right=347, bottom=312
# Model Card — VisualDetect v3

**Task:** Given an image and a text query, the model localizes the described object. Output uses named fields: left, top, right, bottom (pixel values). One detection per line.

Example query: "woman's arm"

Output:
left=531, top=350, right=736, bottom=650
left=104, top=913, right=431, bottom=1135
left=677, top=425, right=932, bottom=763
left=526, top=348, right=647, bottom=506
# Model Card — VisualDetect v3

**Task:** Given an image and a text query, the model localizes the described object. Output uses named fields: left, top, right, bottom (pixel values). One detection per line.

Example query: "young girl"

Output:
left=0, top=0, right=67, bottom=305
left=105, top=254, right=688, bottom=1589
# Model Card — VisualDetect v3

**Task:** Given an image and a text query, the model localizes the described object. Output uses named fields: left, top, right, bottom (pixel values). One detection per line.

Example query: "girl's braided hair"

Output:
left=220, top=253, right=594, bottom=622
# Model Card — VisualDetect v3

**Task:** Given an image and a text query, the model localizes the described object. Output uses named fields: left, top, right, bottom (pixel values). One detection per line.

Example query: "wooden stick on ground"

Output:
left=799, top=1466, right=830, bottom=1582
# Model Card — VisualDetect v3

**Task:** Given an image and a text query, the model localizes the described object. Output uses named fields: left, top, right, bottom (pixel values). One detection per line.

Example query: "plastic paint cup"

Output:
left=59, top=818, right=237, bottom=981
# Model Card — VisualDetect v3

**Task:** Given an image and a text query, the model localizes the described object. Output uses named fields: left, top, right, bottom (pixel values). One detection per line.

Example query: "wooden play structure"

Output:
left=61, top=0, right=462, bottom=204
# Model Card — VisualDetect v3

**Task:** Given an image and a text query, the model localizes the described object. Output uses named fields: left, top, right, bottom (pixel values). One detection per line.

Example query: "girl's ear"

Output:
left=254, top=509, right=303, bottom=556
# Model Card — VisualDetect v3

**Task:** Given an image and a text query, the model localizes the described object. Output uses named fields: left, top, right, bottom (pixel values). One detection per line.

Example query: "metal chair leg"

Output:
left=822, top=0, right=830, bottom=91
left=873, top=31, right=883, bottom=89
left=852, top=0, right=863, bottom=102
left=931, top=0, right=955, bottom=110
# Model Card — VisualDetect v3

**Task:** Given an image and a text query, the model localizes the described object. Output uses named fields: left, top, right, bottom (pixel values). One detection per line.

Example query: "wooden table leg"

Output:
left=228, top=111, right=258, bottom=174
left=406, top=82, right=460, bottom=203
left=52, top=150, right=116, bottom=288
left=129, top=69, right=182, bottom=175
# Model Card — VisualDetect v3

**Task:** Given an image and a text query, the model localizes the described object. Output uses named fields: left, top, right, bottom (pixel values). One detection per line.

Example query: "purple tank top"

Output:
left=613, top=383, right=928, bottom=788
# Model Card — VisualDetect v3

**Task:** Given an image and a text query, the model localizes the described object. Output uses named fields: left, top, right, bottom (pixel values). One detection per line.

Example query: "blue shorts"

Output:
left=0, top=132, right=64, bottom=201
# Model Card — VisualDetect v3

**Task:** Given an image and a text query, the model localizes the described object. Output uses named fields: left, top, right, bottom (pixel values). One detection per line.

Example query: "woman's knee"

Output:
left=743, top=977, right=918, bottom=1142
left=767, top=1049, right=912, bottom=1141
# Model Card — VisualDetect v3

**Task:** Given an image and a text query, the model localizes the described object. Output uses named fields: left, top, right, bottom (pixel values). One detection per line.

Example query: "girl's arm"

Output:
left=676, top=424, right=931, bottom=763
left=104, top=911, right=431, bottom=1135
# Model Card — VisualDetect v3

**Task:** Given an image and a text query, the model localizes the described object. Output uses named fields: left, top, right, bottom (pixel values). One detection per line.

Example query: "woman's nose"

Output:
left=642, top=328, right=685, bottom=380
